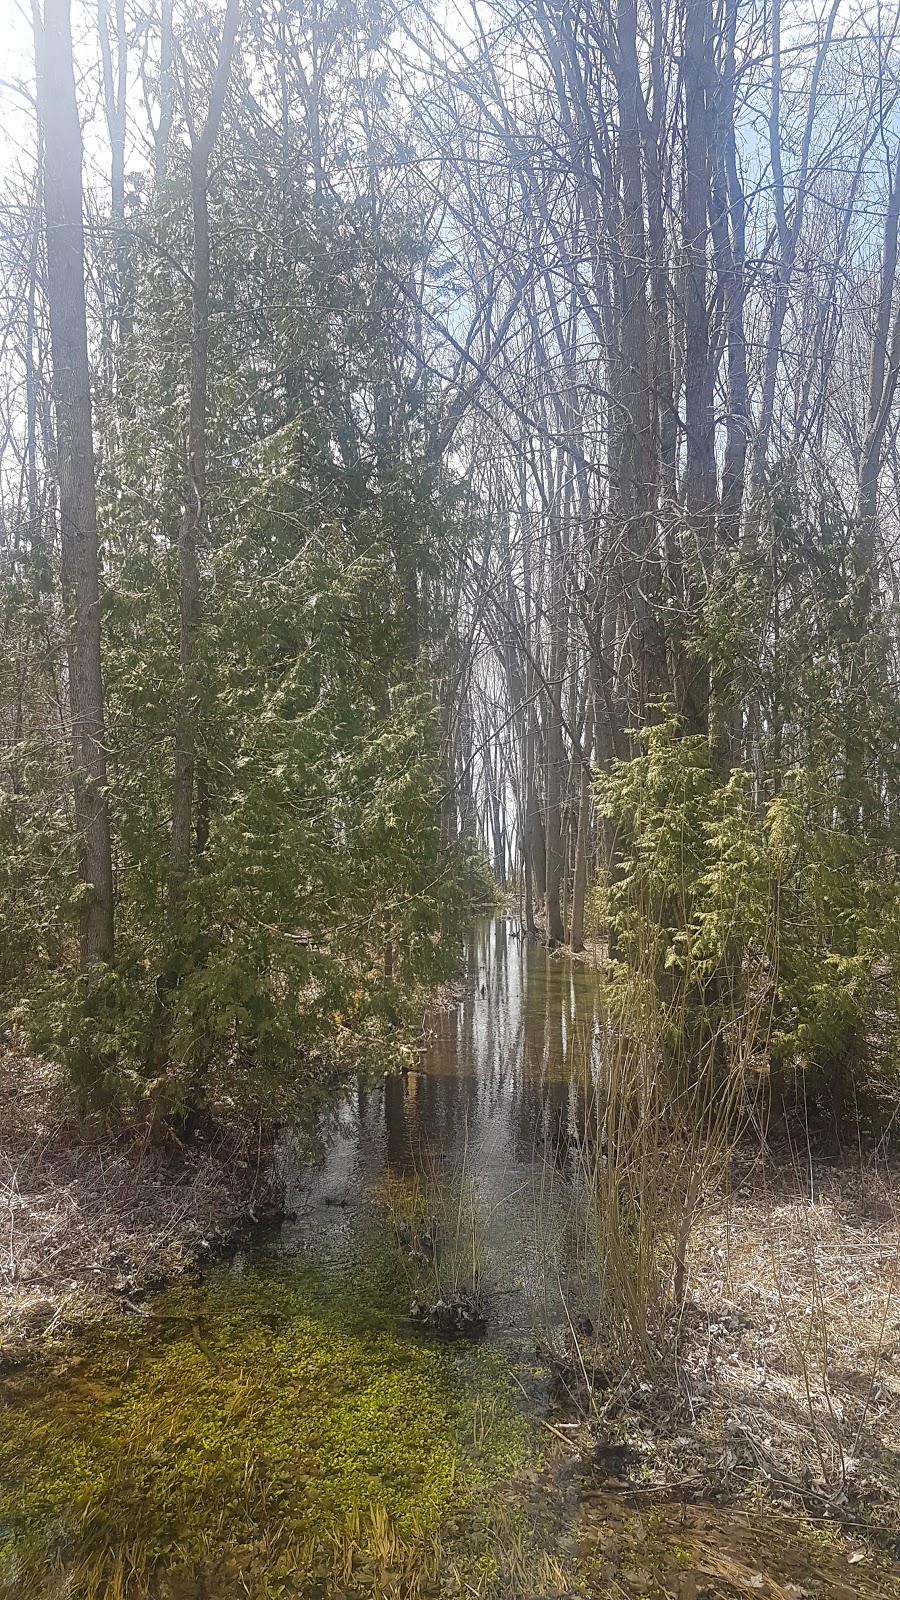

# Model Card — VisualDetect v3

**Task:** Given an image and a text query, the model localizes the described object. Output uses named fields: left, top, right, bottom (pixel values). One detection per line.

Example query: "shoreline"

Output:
left=2, top=1055, right=899, bottom=1583
left=0, top=1053, right=284, bottom=1354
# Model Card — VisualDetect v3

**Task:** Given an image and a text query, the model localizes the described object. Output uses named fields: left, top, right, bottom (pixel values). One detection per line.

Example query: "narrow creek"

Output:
left=1, top=919, right=896, bottom=1598
left=288, top=914, right=598, bottom=1334
left=0, top=919, right=598, bottom=1599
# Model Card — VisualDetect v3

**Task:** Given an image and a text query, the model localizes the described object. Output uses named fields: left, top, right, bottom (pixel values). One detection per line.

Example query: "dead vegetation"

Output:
left=573, top=1488, right=900, bottom=1600
left=0, top=1052, right=282, bottom=1347
left=549, top=1140, right=900, bottom=1559
left=683, top=1146, right=900, bottom=1528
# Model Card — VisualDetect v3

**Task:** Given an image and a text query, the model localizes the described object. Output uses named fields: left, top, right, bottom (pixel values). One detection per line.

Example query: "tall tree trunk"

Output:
left=682, top=0, right=715, bottom=527
left=857, top=136, right=900, bottom=556
left=611, top=0, right=665, bottom=716
left=850, top=134, right=900, bottom=825
left=708, top=0, right=749, bottom=771
left=154, top=0, right=175, bottom=186
left=712, top=0, right=748, bottom=534
left=488, top=744, right=508, bottom=890
left=750, top=0, right=841, bottom=505
left=37, top=0, right=115, bottom=971
left=570, top=698, right=594, bottom=953
left=166, top=0, right=240, bottom=932
left=544, top=483, right=568, bottom=947
left=679, top=0, right=718, bottom=746
left=98, top=0, right=126, bottom=230
left=98, top=0, right=131, bottom=389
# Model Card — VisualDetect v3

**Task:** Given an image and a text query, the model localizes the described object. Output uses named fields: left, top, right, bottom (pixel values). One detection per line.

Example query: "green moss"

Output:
left=0, top=1240, right=532, bottom=1598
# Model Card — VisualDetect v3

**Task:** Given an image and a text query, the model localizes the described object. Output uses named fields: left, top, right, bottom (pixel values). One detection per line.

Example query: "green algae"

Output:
left=0, top=927, right=594, bottom=1599
left=0, top=1238, right=533, bottom=1599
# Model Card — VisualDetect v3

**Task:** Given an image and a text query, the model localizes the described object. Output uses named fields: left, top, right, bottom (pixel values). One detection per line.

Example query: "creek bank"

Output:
left=538, top=1140, right=900, bottom=1564
left=0, top=1053, right=284, bottom=1350
left=3, top=924, right=899, bottom=1596
left=572, top=1473, right=900, bottom=1599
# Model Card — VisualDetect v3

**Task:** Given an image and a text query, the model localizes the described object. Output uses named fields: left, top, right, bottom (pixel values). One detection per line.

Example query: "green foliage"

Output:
left=0, top=96, right=473, bottom=1114
left=592, top=718, right=900, bottom=1119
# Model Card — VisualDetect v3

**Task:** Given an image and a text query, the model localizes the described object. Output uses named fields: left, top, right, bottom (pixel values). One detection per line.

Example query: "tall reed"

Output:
left=535, top=947, right=769, bottom=1389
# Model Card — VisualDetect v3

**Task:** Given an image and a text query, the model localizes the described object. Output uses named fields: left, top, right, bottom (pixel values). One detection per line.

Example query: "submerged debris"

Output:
left=409, top=1291, right=487, bottom=1338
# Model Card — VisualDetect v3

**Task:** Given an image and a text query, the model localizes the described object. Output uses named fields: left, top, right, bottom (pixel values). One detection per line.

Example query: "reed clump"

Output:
left=536, top=978, right=757, bottom=1401
left=384, top=1141, right=487, bottom=1337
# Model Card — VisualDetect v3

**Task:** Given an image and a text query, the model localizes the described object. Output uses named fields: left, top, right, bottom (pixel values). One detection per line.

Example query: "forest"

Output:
left=2, top=0, right=900, bottom=1595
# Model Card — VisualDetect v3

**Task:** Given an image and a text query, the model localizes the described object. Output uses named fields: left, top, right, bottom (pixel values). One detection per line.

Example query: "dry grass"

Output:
left=532, top=979, right=755, bottom=1389
left=382, top=1134, right=490, bottom=1336
left=574, top=1489, right=900, bottom=1599
left=0, top=1052, right=280, bottom=1346
left=535, top=1082, right=900, bottom=1546
left=681, top=1145, right=900, bottom=1522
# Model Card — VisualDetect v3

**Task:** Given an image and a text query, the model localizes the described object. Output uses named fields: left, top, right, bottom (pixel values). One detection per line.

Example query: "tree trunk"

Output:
left=570, top=699, right=594, bottom=953
left=98, top=0, right=131, bottom=392
left=38, top=0, right=115, bottom=972
left=166, top=145, right=208, bottom=929
left=544, top=481, right=568, bottom=947
left=611, top=0, right=666, bottom=716
left=167, top=0, right=240, bottom=932
left=154, top=0, right=175, bottom=186
left=488, top=747, right=508, bottom=890
left=680, top=0, right=718, bottom=744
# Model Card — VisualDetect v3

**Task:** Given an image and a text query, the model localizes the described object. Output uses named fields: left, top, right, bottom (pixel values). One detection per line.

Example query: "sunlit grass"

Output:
left=0, top=1241, right=533, bottom=1599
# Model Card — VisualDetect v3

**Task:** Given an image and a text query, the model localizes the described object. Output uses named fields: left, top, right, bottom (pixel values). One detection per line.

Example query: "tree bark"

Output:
left=570, top=698, right=594, bottom=953
left=98, top=0, right=130, bottom=383
left=611, top=0, right=666, bottom=716
left=154, top=0, right=175, bottom=186
left=167, top=0, right=240, bottom=932
left=37, top=0, right=115, bottom=971
left=544, top=472, right=569, bottom=947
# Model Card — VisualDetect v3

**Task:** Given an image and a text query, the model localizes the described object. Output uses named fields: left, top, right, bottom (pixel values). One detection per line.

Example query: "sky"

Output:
left=0, top=0, right=144, bottom=193
left=0, top=0, right=38, bottom=183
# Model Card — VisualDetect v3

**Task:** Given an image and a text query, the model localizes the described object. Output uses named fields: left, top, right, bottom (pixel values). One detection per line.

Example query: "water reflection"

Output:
left=287, top=918, right=600, bottom=1324
left=0, top=919, right=602, bottom=1597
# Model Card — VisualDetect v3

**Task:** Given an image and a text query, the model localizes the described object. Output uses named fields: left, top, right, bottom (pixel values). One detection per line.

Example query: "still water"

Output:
left=289, top=917, right=600, bottom=1329
left=0, top=919, right=600, bottom=1598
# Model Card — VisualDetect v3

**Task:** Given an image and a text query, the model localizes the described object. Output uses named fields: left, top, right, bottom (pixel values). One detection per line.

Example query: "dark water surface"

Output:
left=288, top=917, right=599, bottom=1324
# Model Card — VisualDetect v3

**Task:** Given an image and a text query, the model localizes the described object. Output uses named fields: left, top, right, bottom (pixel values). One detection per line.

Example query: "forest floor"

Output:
left=0, top=1052, right=282, bottom=1350
left=552, top=1141, right=900, bottom=1582
left=521, top=908, right=900, bottom=1555
left=687, top=1144, right=900, bottom=1519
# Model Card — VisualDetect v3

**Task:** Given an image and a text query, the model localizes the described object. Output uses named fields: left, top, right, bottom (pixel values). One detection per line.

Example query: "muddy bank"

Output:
left=499, top=899, right=606, bottom=967
left=0, top=1054, right=283, bottom=1348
